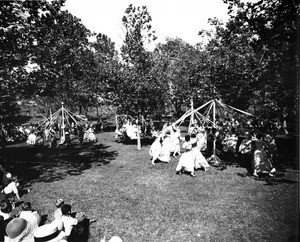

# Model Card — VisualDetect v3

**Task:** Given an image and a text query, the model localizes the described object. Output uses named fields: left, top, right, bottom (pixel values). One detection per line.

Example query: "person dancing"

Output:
left=175, top=135, right=196, bottom=177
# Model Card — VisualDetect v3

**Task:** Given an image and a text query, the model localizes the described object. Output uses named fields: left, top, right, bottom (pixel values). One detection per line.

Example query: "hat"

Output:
left=5, top=218, right=31, bottom=240
left=55, top=198, right=64, bottom=208
left=34, top=221, right=65, bottom=242
left=108, top=236, right=123, bottom=242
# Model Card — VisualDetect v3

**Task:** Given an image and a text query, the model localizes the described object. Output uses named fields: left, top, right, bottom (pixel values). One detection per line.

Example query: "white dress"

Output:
left=158, top=136, right=171, bottom=162
left=176, top=142, right=194, bottom=172
left=196, top=133, right=207, bottom=151
left=87, top=128, right=97, bottom=142
left=26, top=133, right=36, bottom=145
left=169, top=128, right=181, bottom=155
left=149, top=135, right=171, bottom=163
left=149, top=137, right=163, bottom=161
left=126, top=124, right=138, bottom=139
left=191, top=138, right=209, bottom=169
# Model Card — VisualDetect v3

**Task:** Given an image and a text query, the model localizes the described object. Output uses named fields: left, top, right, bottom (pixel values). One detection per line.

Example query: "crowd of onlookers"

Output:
left=0, top=165, right=122, bottom=242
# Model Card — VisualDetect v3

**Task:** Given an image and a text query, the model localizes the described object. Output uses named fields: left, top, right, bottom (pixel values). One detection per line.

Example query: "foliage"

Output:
left=153, top=38, right=216, bottom=116
left=118, top=4, right=162, bottom=118
left=219, top=0, right=299, bottom=116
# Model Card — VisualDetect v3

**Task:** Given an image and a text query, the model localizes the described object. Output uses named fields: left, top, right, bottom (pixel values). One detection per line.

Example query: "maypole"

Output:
left=188, top=99, right=195, bottom=133
left=61, top=102, right=65, bottom=141
left=208, top=99, right=221, bottom=164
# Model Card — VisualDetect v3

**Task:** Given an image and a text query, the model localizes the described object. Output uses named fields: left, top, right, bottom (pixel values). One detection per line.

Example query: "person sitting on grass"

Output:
left=19, top=202, right=41, bottom=227
left=0, top=200, right=13, bottom=221
left=4, top=217, right=37, bottom=242
left=1, top=175, right=21, bottom=206
left=33, top=220, right=67, bottom=242
left=52, top=198, right=64, bottom=221
left=60, top=204, right=89, bottom=242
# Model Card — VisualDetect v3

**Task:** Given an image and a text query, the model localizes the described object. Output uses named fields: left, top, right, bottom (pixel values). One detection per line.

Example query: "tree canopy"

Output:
left=0, top=0, right=298, bottom=127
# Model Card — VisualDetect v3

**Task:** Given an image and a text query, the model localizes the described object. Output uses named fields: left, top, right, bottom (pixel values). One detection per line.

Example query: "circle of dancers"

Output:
left=149, top=121, right=277, bottom=178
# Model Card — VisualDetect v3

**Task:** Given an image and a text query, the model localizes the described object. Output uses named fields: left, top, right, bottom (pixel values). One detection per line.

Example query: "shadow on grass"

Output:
left=115, top=137, right=155, bottom=147
left=2, top=141, right=118, bottom=187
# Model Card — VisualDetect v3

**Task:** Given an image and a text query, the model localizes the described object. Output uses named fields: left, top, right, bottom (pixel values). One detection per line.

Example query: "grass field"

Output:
left=2, top=132, right=299, bottom=242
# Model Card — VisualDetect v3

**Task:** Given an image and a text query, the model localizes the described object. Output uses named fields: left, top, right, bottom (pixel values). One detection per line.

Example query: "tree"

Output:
left=220, top=0, right=299, bottom=117
left=118, top=4, right=159, bottom=117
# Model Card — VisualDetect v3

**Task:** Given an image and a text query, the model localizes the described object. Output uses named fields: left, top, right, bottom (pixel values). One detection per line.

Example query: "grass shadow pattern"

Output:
left=2, top=141, right=118, bottom=186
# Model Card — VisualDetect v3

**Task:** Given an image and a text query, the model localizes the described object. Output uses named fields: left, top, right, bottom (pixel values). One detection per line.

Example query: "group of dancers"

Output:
left=149, top=121, right=277, bottom=178
left=149, top=123, right=210, bottom=177
left=25, top=121, right=98, bottom=147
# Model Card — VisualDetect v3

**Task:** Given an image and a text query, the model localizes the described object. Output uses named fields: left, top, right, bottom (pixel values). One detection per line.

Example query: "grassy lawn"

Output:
left=2, top=132, right=299, bottom=242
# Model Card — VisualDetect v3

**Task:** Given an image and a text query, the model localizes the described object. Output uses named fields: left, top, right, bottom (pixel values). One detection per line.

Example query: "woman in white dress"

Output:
left=176, top=135, right=196, bottom=177
left=191, top=134, right=209, bottom=171
left=196, top=130, right=207, bottom=152
left=149, top=131, right=171, bottom=165
left=149, top=134, right=163, bottom=165
left=169, top=125, right=181, bottom=157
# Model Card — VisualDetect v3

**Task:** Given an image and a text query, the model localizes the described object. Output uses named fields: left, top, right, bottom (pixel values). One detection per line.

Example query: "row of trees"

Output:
left=0, top=0, right=298, bottom=126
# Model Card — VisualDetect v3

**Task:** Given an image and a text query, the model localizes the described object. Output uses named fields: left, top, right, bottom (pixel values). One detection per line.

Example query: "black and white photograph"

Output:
left=0, top=0, right=299, bottom=241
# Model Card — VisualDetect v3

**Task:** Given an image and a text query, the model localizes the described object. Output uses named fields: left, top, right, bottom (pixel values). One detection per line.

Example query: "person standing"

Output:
left=252, top=133, right=275, bottom=177
left=175, top=135, right=196, bottom=177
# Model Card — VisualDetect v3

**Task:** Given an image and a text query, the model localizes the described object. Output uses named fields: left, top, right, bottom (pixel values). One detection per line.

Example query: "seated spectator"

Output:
left=53, top=199, right=64, bottom=221
left=0, top=201, right=12, bottom=221
left=19, top=202, right=41, bottom=227
left=1, top=176, right=21, bottom=203
left=0, top=167, right=10, bottom=191
left=5, top=217, right=36, bottom=242
left=60, top=204, right=88, bottom=241
left=33, top=220, right=67, bottom=242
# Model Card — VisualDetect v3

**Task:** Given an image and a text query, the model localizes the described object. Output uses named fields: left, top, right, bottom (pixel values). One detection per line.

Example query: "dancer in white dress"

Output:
left=149, top=131, right=171, bottom=164
left=191, top=134, right=209, bottom=171
left=169, top=125, right=181, bottom=157
left=176, top=135, right=196, bottom=177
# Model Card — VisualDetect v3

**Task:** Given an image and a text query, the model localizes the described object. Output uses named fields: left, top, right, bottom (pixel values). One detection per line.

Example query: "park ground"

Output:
left=2, top=131, right=299, bottom=242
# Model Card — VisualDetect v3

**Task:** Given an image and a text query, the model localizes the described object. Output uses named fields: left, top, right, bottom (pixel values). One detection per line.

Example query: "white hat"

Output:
left=5, top=218, right=35, bottom=242
left=34, top=221, right=66, bottom=242
left=108, top=236, right=123, bottom=242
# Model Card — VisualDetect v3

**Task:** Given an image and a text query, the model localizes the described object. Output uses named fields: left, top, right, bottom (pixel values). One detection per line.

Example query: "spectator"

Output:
left=19, top=202, right=41, bottom=227
left=53, top=199, right=64, bottom=221
left=2, top=176, right=21, bottom=202
left=60, top=204, right=87, bottom=241
left=0, top=201, right=12, bottom=221
left=5, top=217, right=36, bottom=242
left=33, top=220, right=67, bottom=242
